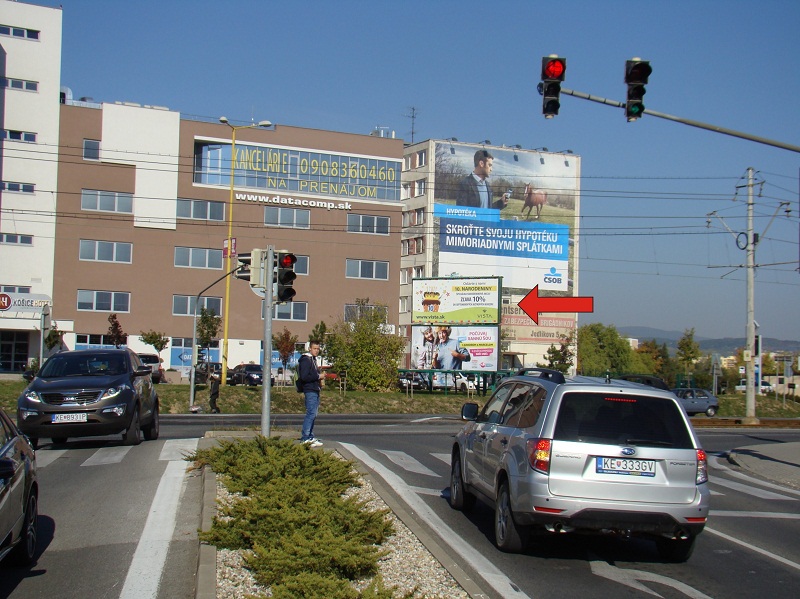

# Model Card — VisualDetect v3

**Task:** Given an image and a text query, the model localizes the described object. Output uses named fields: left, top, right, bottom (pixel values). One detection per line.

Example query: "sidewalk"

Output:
left=728, top=441, right=800, bottom=489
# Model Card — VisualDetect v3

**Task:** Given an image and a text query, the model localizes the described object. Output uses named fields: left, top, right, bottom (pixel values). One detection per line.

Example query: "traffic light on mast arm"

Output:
left=234, top=249, right=265, bottom=288
left=539, top=55, right=566, bottom=118
left=624, top=58, right=652, bottom=121
left=274, top=251, right=297, bottom=303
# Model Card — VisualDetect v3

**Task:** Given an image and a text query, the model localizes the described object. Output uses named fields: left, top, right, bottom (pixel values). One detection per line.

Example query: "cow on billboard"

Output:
left=522, top=184, right=547, bottom=220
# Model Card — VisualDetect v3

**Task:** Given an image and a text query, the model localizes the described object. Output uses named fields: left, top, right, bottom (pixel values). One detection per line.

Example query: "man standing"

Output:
left=456, top=149, right=508, bottom=210
left=209, top=373, right=220, bottom=414
left=298, top=342, right=324, bottom=447
left=432, top=326, right=471, bottom=370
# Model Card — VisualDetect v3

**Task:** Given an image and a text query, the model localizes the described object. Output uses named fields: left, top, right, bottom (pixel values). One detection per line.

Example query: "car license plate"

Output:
left=52, top=413, right=88, bottom=424
left=596, top=457, right=655, bottom=477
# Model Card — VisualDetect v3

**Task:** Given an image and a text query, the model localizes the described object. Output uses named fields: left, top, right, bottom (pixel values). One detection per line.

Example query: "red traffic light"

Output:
left=279, top=253, right=296, bottom=268
left=541, top=56, right=566, bottom=81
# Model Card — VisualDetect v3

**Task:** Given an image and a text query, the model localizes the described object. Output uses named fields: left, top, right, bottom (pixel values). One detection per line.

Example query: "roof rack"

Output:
left=514, top=367, right=566, bottom=384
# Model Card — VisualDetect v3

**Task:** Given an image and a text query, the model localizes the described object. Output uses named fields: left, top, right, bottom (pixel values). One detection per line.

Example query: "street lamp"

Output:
left=219, top=116, right=272, bottom=386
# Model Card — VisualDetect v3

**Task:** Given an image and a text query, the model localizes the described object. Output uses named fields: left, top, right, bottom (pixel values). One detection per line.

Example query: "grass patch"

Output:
left=191, top=436, right=412, bottom=598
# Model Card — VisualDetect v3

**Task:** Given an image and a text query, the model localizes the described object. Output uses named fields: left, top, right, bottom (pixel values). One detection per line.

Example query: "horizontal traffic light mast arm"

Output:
left=561, top=86, right=800, bottom=154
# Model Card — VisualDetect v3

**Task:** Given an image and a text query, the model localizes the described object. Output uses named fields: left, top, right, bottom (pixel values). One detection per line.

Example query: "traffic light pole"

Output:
left=560, top=87, right=800, bottom=154
left=261, top=246, right=275, bottom=437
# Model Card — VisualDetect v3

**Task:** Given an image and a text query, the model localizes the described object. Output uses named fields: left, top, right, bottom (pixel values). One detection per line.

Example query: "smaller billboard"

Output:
left=410, top=324, right=499, bottom=373
left=411, top=277, right=501, bottom=324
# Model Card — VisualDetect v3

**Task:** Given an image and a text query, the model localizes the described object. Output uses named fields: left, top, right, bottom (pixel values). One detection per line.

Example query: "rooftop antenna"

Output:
left=404, top=106, right=418, bottom=143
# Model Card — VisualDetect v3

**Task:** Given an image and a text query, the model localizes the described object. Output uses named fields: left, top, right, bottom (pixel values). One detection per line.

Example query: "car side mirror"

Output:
left=135, top=365, right=152, bottom=377
left=461, top=402, right=479, bottom=421
left=0, top=458, right=16, bottom=480
left=22, top=370, right=35, bottom=382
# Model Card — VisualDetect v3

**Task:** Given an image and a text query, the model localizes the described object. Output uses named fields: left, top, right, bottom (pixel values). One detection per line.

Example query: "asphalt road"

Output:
left=2, top=415, right=799, bottom=599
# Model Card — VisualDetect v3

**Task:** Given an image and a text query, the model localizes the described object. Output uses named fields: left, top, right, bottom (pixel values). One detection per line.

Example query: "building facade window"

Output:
left=265, top=206, right=310, bottom=229
left=83, top=139, right=100, bottom=160
left=75, top=334, right=127, bottom=348
left=413, top=265, right=425, bottom=278
left=414, top=207, right=425, bottom=224
left=77, top=290, right=130, bottom=312
left=0, top=77, right=38, bottom=92
left=79, top=240, right=132, bottom=263
left=172, top=295, right=222, bottom=317
left=344, top=303, right=387, bottom=323
left=399, top=296, right=409, bottom=313
left=345, top=259, right=389, bottom=280
left=81, top=189, right=133, bottom=213
left=0, top=24, right=40, bottom=40
left=347, top=213, right=390, bottom=235
left=177, top=198, right=225, bottom=221
left=294, top=255, right=309, bottom=275
left=1, top=285, right=31, bottom=294
left=1, top=181, right=34, bottom=193
left=1, top=129, right=36, bottom=143
left=264, top=301, right=307, bottom=322
left=415, top=179, right=426, bottom=195
left=174, top=247, right=223, bottom=269
left=417, top=150, right=427, bottom=167
left=400, top=268, right=410, bottom=285
left=0, top=233, right=33, bottom=245
left=401, top=240, right=409, bottom=257
left=402, top=183, right=411, bottom=200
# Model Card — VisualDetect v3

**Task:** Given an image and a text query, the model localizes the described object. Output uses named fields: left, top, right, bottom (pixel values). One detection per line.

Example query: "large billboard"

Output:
left=411, top=277, right=501, bottom=324
left=433, top=143, right=578, bottom=293
left=410, top=324, right=499, bottom=373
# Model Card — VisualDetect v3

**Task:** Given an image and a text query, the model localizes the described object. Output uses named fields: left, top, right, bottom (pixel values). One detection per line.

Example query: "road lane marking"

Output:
left=705, top=526, right=800, bottom=572
left=710, top=510, right=800, bottom=519
left=119, top=458, right=189, bottom=598
left=710, top=455, right=800, bottom=497
left=342, top=442, right=530, bottom=599
left=159, top=438, right=200, bottom=461
left=591, top=559, right=712, bottom=598
left=711, top=477, right=797, bottom=500
left=35, top=449, right=66, bottom=468
left=377, top=450, right=439, bottom=477
left=81, top=446, right=132, bottom=466
left=432, top=452, right=451, bottom=465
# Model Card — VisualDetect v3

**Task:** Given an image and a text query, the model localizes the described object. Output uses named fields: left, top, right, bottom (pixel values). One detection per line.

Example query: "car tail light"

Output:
left=696, top=449, right=708, bottom=484
left=527, top=438, right=552, bottom=474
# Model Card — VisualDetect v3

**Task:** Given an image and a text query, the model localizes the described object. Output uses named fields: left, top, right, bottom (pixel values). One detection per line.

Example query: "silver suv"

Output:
left=449, top=368, right=709, bottom=562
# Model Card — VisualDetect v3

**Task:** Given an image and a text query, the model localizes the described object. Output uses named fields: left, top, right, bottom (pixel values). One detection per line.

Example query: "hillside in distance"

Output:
left=615, top=326, right=800, bottom=357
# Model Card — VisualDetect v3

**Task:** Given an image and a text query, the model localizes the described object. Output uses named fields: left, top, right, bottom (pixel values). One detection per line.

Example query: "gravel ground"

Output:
left=214, top=455, right=469, bottom=599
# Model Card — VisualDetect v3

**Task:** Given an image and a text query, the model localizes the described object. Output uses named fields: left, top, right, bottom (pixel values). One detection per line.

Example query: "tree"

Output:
left=676, top=328, right=701, bottom=376
left=576, top=323, right=635, bottom=376
left=107, top=313, right=127, bottom=348
left=140, top=330, right=170, bottom=360
left=44, top=322, right=64, bottom=350
left=196, top=308, right=221, bottom=362
left=273, top=327, right=299, bottom=372
left=309, top=321, right=327, bottom=344
left=536, top=333, right=574, bottom=374
left=325, top=298, right=405, bottom=391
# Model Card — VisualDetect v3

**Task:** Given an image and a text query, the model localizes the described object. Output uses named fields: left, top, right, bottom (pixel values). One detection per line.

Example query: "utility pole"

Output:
left=744, top=167, right=758, bottom=423
left=262, top=246, right=275, bottom=438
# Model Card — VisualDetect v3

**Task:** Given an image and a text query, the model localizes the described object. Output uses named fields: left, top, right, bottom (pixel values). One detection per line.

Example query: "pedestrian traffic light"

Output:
left=539, top=56, right=566, bottom=118
left=235, top=249, right=265, bottom=288
left=624, top=58, right=652, bottom=121
left=274, top=251, right=297, bottom=303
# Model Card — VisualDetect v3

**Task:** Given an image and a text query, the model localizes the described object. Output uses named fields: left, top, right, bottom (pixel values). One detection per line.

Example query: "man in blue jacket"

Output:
left=298, top=342, right=324, bottom=447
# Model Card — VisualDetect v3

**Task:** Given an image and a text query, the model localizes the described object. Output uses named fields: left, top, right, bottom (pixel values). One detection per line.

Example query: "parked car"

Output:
left=454, top=373, right=481, bottom=393
left=398, top=372, right=429, bottom=390
left=17, top=348, right=159, bottom=448
left=450, top=367, right=709, bottom=562
left=228, top=363, right=264, bottom=386
left=194, top=361, right=222, bottom=384
left=671, top=388, right=719, bottom=417
left=137, top=353, right=164, bottom=384
left=0, top=407, right=38, bottom=566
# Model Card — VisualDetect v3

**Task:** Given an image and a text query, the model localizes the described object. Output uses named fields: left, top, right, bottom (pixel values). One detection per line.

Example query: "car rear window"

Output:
left=139, top=355, right=159, bottom=364
left=554, top=392, right=694, bottom=449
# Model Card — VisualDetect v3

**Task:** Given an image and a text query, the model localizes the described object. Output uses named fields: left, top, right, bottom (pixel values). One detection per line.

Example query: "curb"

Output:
left=195, top=438, right=218, bottom=599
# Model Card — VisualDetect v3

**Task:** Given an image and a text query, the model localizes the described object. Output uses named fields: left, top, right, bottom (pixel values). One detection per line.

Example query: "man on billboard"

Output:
left=456, top=150, right=509, bottom=210
left=432, top=326, right=471, bottom=370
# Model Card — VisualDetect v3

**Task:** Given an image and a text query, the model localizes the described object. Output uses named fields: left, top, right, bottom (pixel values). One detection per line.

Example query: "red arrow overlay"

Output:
left=517, top=285, right=594, bottom=324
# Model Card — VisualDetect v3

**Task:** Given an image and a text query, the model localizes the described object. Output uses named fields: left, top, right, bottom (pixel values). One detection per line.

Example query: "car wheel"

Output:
left=51, top=436, right=68, bottom=445
left=143, top=402, right=160, bottom=441
left=495, top=480, right=528, bottom=553
left=123, top=406, right=141, bottom=446
left=449, top=451, right=476, bottom=512
left=11, top=490, right=38, bottom=566
left=705, top=406, right=718, bottom=417
left=460, top=383, right=467, bottom=392
left=656, top=535, right=696, bottom=562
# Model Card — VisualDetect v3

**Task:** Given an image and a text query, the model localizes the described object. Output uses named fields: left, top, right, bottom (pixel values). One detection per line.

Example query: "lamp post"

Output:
left=218, top=116, right=272, bottom=386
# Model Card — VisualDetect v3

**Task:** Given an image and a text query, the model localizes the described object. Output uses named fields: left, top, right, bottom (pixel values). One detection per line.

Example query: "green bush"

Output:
left=192, top=437, right=396, bottom=598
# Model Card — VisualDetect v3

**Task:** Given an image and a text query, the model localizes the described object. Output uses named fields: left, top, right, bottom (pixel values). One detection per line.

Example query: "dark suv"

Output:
left=450, top=368, right=709, bottom=562
left=17, top=348, right=159, bottom=448
left=228, top=363, right=264, bottom=386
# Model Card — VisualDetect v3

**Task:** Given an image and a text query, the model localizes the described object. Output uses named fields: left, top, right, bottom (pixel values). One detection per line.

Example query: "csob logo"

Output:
left=543, top=266, right=563, bottom=285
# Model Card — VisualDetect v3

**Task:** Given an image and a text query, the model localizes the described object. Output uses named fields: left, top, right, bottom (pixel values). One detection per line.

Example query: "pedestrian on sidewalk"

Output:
left=298, top=342, right=324, bottom=447
left=209, top=373, right=221, bottom=414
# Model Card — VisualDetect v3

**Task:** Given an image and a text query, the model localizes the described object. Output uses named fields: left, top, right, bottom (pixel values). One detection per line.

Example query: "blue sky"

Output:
left=49, top=0, right=799, bottom=341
